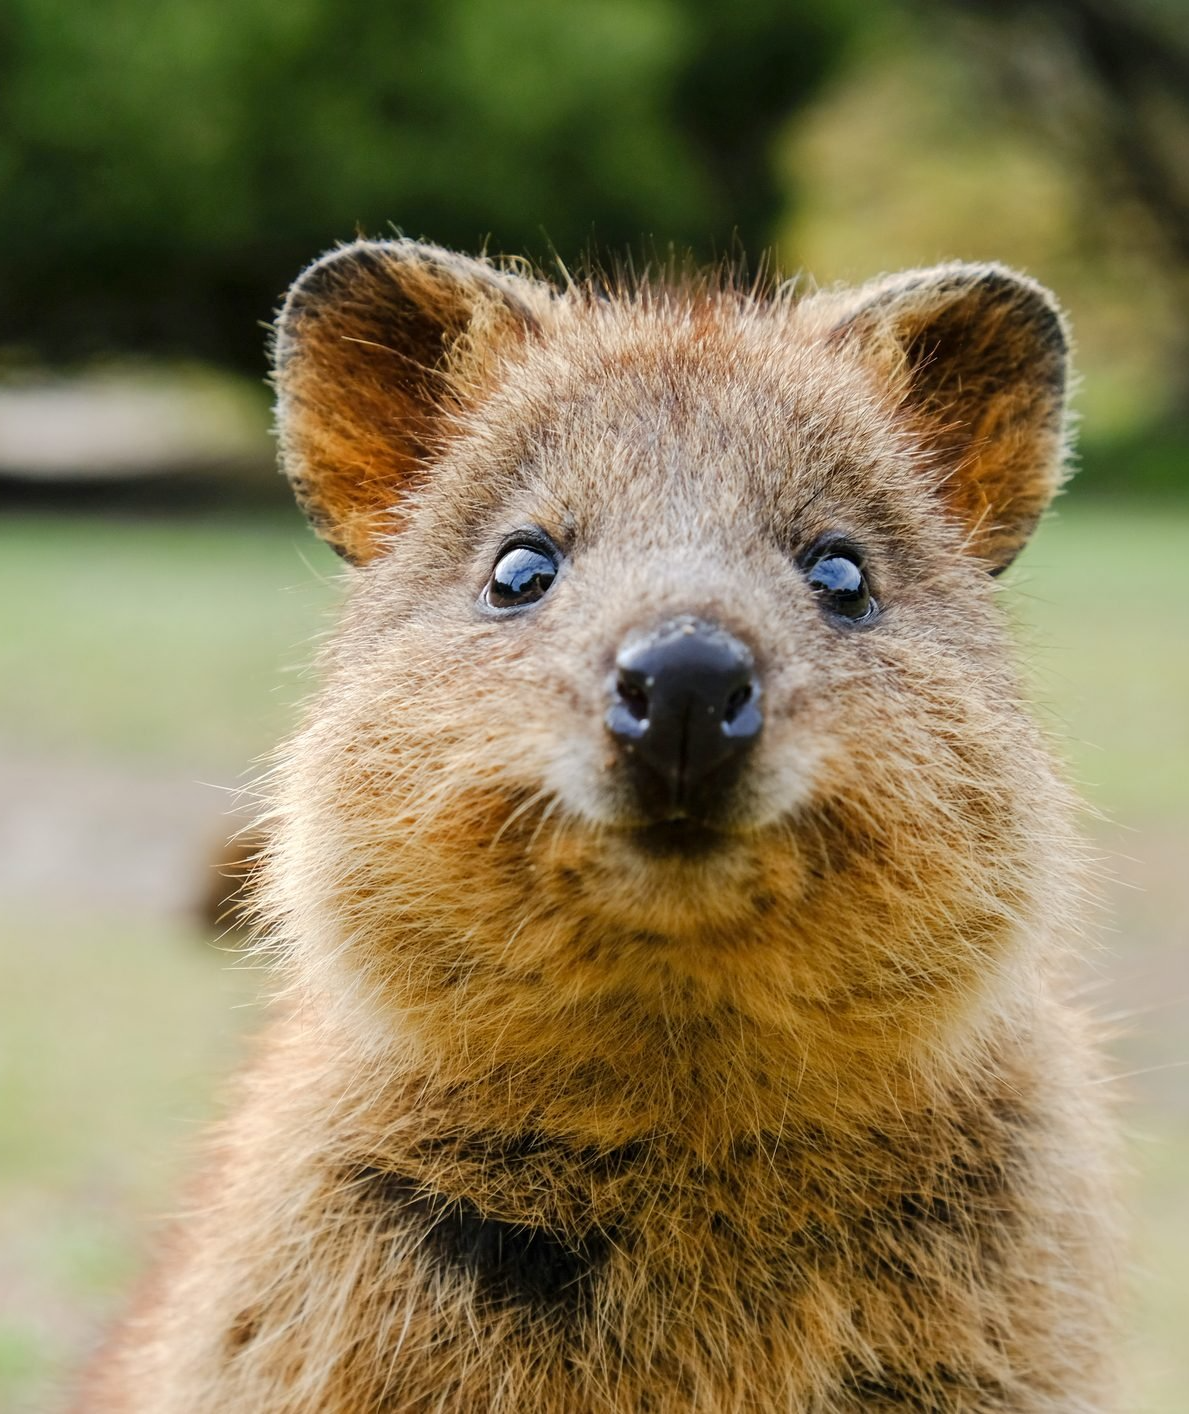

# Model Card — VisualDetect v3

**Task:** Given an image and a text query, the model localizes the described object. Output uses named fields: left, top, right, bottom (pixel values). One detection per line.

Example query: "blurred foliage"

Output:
left=925, top=0, right=1189, bottom=280
left=0, top=0, right=1185, bottom=491
left=1078, top=420, right=1189, bottom=500
left=778, top=11, right=1189, bottom=461
left=0, top=0, right=861, bottom=370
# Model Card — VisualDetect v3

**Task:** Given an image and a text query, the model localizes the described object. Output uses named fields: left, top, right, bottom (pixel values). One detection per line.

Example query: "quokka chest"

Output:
left=340, top=1113, right=1022, bottom=1331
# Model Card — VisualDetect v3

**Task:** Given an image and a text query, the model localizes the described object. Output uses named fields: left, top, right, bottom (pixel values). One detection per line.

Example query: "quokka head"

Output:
left=269, top=239, right=1077, bottom=1043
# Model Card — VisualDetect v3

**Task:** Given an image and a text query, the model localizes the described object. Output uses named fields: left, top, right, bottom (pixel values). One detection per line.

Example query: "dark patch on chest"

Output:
left=353, top=1164, right=612, bottom=1318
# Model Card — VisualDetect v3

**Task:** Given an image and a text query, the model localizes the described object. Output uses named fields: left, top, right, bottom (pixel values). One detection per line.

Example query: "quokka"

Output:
left=84, top=241, right=1119, bottom=1412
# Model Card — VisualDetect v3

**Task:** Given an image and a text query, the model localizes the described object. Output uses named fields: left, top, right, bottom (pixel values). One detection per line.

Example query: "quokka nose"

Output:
left=605, top=616, right=763, bottom=819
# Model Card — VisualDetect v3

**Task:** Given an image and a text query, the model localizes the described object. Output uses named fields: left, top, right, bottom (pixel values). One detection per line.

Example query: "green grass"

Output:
left=0, top=510, right=341, bottom=766
left=0, top=504, right=1186, bottom=1410
left=1008, top=502, right=1189, bottom=820
left=0, top=907, right=259, bottom=1411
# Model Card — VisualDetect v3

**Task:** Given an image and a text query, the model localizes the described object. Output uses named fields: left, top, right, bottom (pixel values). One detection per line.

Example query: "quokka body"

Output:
left=82, top=242, right=1119, bottom=1412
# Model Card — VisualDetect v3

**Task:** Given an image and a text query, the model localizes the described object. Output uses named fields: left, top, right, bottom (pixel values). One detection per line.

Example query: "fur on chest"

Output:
left=214, top=1109, right=1031, bottom=1410
left=347, top=1105, right=1023, bottom=1299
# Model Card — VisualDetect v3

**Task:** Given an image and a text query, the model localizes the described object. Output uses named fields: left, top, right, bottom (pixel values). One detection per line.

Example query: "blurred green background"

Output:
left=1, top=1, right=1186, bottom=1409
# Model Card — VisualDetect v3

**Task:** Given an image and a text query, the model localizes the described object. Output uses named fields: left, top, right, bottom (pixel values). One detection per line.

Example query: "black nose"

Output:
left=605, top=616, right=762, bottom=820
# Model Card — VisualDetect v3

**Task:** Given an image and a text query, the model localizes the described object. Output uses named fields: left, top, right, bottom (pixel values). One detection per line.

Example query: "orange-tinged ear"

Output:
left=827, top=263, right=1071, bottom=572
left=274, top=239, right=547, bottom=563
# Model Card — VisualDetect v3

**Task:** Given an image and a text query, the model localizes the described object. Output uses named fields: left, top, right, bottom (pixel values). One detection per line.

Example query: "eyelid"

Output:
left=495, top=526, right=563, bottom=562
left=799, top=533, right=866, bottom=570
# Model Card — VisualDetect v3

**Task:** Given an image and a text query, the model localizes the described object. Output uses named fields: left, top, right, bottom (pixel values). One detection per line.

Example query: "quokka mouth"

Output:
left=626, top=818, right=728, bottom=860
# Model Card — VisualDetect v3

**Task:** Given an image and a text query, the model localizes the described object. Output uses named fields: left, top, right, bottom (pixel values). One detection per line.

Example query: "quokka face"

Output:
left=271, top=241, right=1076, bottom=1050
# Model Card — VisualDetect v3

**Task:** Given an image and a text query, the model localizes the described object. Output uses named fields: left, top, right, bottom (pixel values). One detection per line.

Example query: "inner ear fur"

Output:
left=828, top=263, right=1071, bottom=572
left=274, top=239, right=547, bottom=563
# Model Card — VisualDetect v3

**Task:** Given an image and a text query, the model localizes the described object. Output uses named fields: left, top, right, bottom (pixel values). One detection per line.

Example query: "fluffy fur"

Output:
left=82, top=242, right=1119, bottom=1412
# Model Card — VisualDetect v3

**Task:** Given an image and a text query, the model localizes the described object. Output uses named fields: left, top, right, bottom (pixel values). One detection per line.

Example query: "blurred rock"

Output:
left=199, top=825, right=268, bottom=937
left=0, top=366, right=280, bottom=504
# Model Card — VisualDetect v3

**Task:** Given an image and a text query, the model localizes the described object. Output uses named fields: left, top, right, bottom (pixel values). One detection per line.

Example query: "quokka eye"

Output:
left=804, top=545, right=876, bottom=623
left=485, top=540, right=559, bottom=610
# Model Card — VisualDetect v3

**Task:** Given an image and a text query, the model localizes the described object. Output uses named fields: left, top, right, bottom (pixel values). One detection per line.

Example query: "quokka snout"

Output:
left=81, top=242, right=1120, bottom=1413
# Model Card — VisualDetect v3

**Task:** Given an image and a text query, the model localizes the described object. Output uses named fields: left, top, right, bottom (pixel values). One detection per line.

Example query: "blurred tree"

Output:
left=0, top=0, right=861, bottom=371
left=921, top=0, right=1189, bottom=383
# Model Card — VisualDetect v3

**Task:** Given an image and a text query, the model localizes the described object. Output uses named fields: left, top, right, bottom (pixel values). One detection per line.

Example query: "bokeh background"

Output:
left=2, top=1, right=1187, bottom=1408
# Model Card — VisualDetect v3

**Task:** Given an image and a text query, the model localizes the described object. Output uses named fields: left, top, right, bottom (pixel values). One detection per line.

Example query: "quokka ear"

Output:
left=274, top=239, right=548, bottom=563
left=828, top=263, right=1071, bottom=572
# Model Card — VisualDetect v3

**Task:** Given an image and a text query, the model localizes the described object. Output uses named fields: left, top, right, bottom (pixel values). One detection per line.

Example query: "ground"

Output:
left=0, top=504, right=1185, bottom=1411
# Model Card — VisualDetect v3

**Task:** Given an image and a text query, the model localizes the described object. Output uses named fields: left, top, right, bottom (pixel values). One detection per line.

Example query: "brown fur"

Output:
left=82, top=242, right=1119, bottom=1411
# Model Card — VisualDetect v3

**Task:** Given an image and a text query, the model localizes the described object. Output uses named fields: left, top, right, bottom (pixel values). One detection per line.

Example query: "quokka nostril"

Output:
left=616, top=674, right=651, bottom=723
left=723, top=682, right=752, bottom=725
